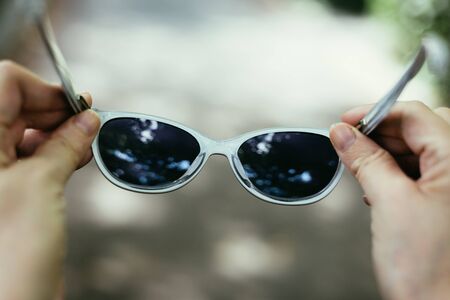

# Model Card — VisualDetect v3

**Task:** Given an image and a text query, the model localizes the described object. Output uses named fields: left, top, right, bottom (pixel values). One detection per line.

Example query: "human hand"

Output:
left=0, top=61, right=100, bottom=300
left=329, top=101, right=450, bottom=300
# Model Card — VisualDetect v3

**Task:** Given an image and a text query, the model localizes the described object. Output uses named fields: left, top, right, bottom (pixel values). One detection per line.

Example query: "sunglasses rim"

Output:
left=92, top=110, right=344, bottom=206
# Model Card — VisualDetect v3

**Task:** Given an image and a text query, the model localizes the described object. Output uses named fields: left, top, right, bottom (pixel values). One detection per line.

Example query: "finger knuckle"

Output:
left=351, top=148, right=391, bottom=182
left=52, top=134, right=80, bottom=166
left=434, top=106, right=450, bottom=114
left=48, top=84, right=65, bottom=98
left=406, top=100, right=429, bottom=113
left=33, top=139, right=80, bottom=181
left=0, top=60, right=18, bottom=76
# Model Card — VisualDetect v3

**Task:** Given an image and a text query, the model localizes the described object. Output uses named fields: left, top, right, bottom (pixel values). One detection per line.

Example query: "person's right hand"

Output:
left=329, top=101, right=450, bottom=300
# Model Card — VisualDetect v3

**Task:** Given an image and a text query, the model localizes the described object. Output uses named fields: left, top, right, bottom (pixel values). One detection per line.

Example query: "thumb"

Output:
left=329, top=123, right=411, bottom=204
left=33, top=109, right=100, bottom=184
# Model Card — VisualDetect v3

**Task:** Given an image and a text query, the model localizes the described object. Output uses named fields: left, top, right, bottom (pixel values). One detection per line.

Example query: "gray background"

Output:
left=1, top=0, right=439, bottom=299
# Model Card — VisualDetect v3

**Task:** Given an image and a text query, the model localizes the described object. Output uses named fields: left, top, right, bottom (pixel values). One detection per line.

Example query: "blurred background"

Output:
left=1, top=0, right=448, bottom=299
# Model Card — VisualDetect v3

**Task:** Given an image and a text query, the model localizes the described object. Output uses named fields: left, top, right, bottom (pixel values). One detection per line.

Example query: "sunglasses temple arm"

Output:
left=357, top=44, right=427, bottom=135
left=35, top=11, right=90, bottom=114
left=33, top=5, right=425, bottom=123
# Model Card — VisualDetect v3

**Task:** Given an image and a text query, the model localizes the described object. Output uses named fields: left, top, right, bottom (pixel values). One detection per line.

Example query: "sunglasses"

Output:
left=36, top=13, right=426, bottom=205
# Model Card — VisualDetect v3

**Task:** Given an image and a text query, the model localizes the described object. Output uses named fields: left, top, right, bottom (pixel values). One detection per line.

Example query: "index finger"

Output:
left=342, top=101, right=450, bottom=164
left=0, top=60, right=69, bottom=126
left=342, top=101, right=448, bottom=138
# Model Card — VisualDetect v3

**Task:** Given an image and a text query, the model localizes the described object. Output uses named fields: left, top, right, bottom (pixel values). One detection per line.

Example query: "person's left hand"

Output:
left=0, top=61, right=100, bottom=300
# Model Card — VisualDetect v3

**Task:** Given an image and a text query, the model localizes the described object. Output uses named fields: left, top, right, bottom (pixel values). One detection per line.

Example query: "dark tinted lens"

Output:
left=98, top=117, right=200, bottom=188
left=238, top=132, right=339, bottom=201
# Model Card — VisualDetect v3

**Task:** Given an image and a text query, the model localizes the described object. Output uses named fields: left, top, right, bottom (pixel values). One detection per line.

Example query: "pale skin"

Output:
left=329, top=102, right=450, bottom=300
left=0, top=61, right=100, bottom=300
left=0, top=61, right=448, bottom=300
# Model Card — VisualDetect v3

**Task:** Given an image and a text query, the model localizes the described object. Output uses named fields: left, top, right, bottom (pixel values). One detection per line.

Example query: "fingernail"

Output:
left=330, top=123, right=356, bottom=152
left=80, top=92, right=92, bottom=106
left=74, top=110, right=99, bottom=135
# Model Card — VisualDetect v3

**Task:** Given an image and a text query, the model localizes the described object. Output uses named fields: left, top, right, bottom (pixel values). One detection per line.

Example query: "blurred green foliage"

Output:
left=369, top=0, right=450, bottom=103
left=319, top=0, right=449, bottom=103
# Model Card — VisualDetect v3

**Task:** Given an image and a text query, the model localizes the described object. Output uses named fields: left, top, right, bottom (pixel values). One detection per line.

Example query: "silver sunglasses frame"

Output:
left=35, top=11, right=426, bottom=206
left=91, top=110, right=345, bottom=205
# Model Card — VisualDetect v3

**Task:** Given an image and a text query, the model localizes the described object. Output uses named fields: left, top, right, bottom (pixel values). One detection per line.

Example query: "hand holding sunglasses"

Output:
left=36, top=14, right=427, bottom=206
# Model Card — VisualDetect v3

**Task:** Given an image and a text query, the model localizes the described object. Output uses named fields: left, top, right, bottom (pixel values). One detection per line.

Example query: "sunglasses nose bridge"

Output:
left=205, top=139, right=235, bottom=157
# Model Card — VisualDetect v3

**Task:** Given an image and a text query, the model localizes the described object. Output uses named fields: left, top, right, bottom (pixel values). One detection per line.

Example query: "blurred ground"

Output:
left=9, top=0, right=439, bottom=299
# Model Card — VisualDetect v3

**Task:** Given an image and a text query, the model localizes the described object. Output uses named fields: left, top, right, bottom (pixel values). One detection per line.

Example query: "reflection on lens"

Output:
left=237, top=132, right=339, bottom=201
left=98, top=117, right=200, bottom=188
